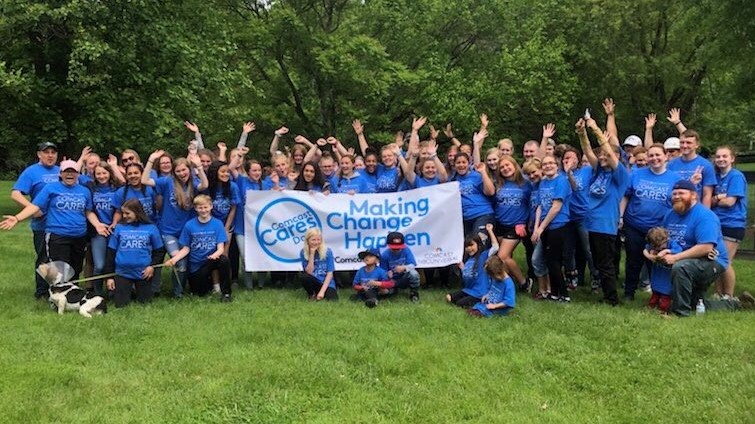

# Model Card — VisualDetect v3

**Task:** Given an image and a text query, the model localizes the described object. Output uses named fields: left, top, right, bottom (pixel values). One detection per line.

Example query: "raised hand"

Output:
left=394, top=131, right=405, bottom=148
left=242, top=122, right=256, bottom=134
left=346, top=147, right=356, bottom=156
left=479, top=113, right=489, bottom=130
left=667, top=108, right=682, bottom=125
left=107, top=154, right=119, bottom=167
left=275, top=126, right=289, bottom=136
left=184, top=121, right=199, bottom=133
left=294, top=135, right=311, bottom=145
left=574, top=118, right=586, bottom=134
left=217, top=142, right=227, bottom=152
left=316, top=138, right=327, bottom=147
left=542, top=123, right=556, bottom=139
left=602, top=98, right=615, bottom=115
left=485, top=222, right=494, bottom=232
left=187, top=152, right=202, bottom=168
left=327, top=136, right=339, bottom=145
left=585, top=117, right=598, bottom=130
left=474, top=161, right=486, bottom=173
left=352, top=119, right=363, bottom=135
left=444, top=123, right=454, bottom=139
left=473, top=129, right=488, bottom=146
left=148, top=150, right=165, bottom=163
left=412, top=116, right=427, bottom=131
left=645, top=113, right=657, bottom=129
left=80, top=146, right=93, bottom=159
left=429, top=125, right=439, bottom=140
left=427, top=138, right=438, bottom=155
left=238, top=146, right=250, bottom=156
left=690, top=166, right=703, bottom=185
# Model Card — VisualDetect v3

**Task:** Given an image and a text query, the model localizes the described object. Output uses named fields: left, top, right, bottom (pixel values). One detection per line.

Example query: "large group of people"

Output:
left=3, top=99, right=753, bottom=317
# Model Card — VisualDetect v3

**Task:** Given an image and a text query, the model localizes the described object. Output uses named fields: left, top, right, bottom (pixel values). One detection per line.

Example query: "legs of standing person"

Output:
left=671, top=258, right=729, bottom=316
left=574, top=221, right=598, bottom=286
left=532, top=239, right=550, bottom=297
left=498, top=238, right=524, bottom=285
left=589, top=232, right=619, bottom=305
left=623, top=225, right=649, bottom=299
left=33, top=230, right=48, bottom=298
left=45, top=233, right=87, bottom=281
left=162, top=234, right=187, bottom=298
left=543, top=226, right=568, bottom=299
left=562, top=221, right=578, bottom=288
left=521, top=233, right=536, bottom=282
left=89, top=234, right=108, bottom=295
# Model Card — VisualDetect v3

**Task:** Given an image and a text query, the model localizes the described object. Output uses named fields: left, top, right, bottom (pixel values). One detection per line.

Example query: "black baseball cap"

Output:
left=358, top=249, right=380, bottom=260
left=387, top=232, right=406, bottom=249
left=672, top=179, right=696, bottom=192
left=37, top=142, right=58, bottom=152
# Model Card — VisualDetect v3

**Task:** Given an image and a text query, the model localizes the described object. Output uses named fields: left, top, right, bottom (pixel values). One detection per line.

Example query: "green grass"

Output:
left=1, top=181, right=754, bottom=423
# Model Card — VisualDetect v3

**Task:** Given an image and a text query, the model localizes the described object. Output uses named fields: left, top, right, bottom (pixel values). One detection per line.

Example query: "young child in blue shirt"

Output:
left=380, top=231, right=420, bottom=303
left=165, top=194, right=232, bottom=302
left=643, top=227, right=682, bottom=313
left=468, top=255, right=516, bottom=317
left=352, top=249, right=392, bottom=308
left=447, top=223, right=499, bottom=308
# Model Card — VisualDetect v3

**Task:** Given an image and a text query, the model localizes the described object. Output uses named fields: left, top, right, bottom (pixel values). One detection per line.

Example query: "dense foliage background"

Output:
left=1, top=0, right=753, bottom=174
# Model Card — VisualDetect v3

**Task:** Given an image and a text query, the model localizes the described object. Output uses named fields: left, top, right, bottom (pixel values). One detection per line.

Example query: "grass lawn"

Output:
left=1, top=181, right=754, bottom=423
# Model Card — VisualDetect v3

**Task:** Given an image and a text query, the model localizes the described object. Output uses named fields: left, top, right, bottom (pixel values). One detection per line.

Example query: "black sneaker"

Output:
left=220, top=294, right=232, bottom=303
left=520, top=278, right=533, bottom=293
left=409, top=291, right=420, bottom=303
left=365, top=298, right=378, bottom=308
left=559, top=296, right=571, bottom=303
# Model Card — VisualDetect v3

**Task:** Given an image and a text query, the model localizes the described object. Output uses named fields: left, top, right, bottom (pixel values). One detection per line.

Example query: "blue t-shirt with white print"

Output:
left=32, top=181, right=93, bottom=238
left=454, top=170, right=494, bottom=220
left=712, top=168, right=747, bottom=229
left=108, top=222, right=163, bottom=280
left=299, top=248, right=336, bottom=289
left=623, top=167, right=680, bottom=233
left=13, top=163, right=60, bottom=231
left=178, top=217, right=228, bottom=274
left=663, top=203, right=729, bottom=269
left=584, top=163, right=630, bottom=235
left=537, top=174, right=571, bottom=230
left=472, top=276, right=516, bottom=317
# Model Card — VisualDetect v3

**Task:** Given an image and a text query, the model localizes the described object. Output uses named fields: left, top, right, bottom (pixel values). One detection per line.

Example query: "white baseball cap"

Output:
left=664, top=137, right=681, bottom=150
left=623, top=135, right=641, bottom=147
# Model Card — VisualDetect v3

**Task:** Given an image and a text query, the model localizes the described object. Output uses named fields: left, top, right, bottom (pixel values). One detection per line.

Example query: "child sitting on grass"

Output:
left=380, top=231, right=421, bottom=303
left=642, top=226, right=681, bottom=313
left=352, top=249, right=392, bottom=308
left=467, top=255, right=516, bottom=317
left=447, top=223, right=499, bottom=308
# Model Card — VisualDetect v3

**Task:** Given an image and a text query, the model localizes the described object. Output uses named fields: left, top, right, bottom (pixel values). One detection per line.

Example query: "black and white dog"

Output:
left=38, top=263, right=107, bottom=318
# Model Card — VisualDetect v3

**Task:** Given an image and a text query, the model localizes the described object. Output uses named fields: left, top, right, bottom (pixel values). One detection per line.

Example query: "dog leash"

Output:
left=67, top=264, right=171, bottom=285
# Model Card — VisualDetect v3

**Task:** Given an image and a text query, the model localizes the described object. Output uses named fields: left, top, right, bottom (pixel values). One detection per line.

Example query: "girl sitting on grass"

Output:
left=300, top=228, right=337, bottom=301
left=446, top=223, right=499, bottom=308
left=467, top=255, right=516, bottom=317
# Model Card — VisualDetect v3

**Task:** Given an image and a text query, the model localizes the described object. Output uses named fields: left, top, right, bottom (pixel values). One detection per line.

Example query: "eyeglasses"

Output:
left=122, top=156, right=135, bottom=163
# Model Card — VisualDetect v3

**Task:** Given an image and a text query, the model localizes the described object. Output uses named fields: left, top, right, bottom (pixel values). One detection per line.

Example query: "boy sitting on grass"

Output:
left=352, top=249, right=392, bottom=308
left=380, top=231, right=421, bottom=303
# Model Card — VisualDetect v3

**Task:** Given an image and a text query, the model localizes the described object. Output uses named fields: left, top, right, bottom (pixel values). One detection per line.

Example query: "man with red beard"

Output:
left=648, top=180, right=753, bottom=316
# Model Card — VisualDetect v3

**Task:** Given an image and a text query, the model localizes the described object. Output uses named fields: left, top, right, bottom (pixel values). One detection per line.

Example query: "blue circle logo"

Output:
left=254, top=198, right=322, bottom=263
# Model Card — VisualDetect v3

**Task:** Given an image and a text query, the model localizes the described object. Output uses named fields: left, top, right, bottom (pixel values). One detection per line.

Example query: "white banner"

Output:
left=244, top=182, right=464, bottom=271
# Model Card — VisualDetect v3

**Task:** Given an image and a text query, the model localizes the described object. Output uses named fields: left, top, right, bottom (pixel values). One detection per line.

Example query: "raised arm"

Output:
left=237, top=121, right=255, bottom=148
left=666, top=108, right=687, bottom=135
left=228, top=146, right=248, bottom=179
left=576, top=118, right=598, bottom=169
left=475, top=162, right=496, bottom=196
left=352, top=119, right=370, bottom=156
left=472, top=128, right=488, bottom=165
left=143, top=150, right=164, bottom=187
left=76, top=146, right=92, bottom=173
left=589, top=119, right=619, bottom=170
left=602, top=98, right=619, bottom=146
left=188, top=152, right=208, bottom=191
left=106, top=154, right=126, bottom=184
left=184, top=121, right=204, bottom=149
left=644, top=113, right=656, bottom=147
left=444, top=123, right=461, bottom=147
left=537, top=123, right=556, bottom=158
left=299, top=136, right=320, bottom=163
left=428, top=139, right=447, bottom=182
left=269, top=126, right=289, bottom=159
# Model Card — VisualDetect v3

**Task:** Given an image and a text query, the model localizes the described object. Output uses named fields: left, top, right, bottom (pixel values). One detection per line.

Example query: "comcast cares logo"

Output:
left=254, top=198, right=322, bottom=263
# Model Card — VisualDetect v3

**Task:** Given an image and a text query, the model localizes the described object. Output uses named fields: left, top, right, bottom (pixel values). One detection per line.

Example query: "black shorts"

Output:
left=494, top=224, right=521, bottom=240
left=721, top=227, right=745, bottom=243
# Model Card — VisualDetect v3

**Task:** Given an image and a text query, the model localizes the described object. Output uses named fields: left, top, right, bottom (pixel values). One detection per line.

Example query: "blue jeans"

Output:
left=393, top=269, right=420, bottom=292
left=623, top=224, right=651, bottom=296
left=532, top=240, right=548, bottom=278
left=162, top=234, right=187, bottom=297
left=563, top=220, right=597, bottom=283
left=90, top=234, right=109, bottom=295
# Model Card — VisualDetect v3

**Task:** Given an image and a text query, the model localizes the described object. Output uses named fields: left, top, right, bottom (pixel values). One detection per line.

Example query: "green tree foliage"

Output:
left=1, top=0, right=752, bottom=174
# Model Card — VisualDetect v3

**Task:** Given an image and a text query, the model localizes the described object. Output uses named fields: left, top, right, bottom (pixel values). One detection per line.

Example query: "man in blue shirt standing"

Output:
left=11, top=142, right=60, bottom=299
left=649, top=180, right=754, bottom=316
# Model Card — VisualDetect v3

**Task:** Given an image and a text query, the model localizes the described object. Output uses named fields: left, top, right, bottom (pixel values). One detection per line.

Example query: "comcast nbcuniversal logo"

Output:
left=254, top=198, right=322, bottom=263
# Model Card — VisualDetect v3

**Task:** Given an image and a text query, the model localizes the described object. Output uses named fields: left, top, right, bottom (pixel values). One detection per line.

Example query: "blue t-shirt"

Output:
left=375, top=164, right=401, bottom=193
left=472, top=276, right=516, bottom=317
left=413, top=175, right=441, bottom=189
left=91, top=184, right=118, bottom=226
left=352, top=266, right=390, bottom=288
left=527, top=181, right=539, bottom=230
left=332, top=172, right=369, bottom=194
left=623, top=168, right=680, bottom=233
left=461, top=248, right=492, bottom=298
left=647, top=240, right=682, bottom=296
left=32, top=182, right=93, bottom=238
left=537, top=174, right=571, bottom=230
left=667, top=155, right=717, bottom=199
left=712, top=169, right=747, bottom=229
left=262, top=175, right=292, bottom=191
left=584, top=163, right=630, bottom=235
left=208, top=182, right=241, bottom=224
left=178, top=217, right=229, bottom=274
left=155, top=176, right=197, bottom=237
left=13, top=163, right=60, bottom=231
left=108, top=222, right=163, bottom=280
left=454, top=170, right=494, bottom=220
left=568, top=167, right=593, bottom=221
left=362, top=171, right=378, bottom=193
left=233, top=175, right=264, bottom=235
left=379, top=248, right=417, bottom=274
left=663, top=203, right=729, bottom=269
left=494, top=180, right=530, bottom=226
left=299, top=248, right=336, bottom=288
left=113, top=185, right=158, bottom=223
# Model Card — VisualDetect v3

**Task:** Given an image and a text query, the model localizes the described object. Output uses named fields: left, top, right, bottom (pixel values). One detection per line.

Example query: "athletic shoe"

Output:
left=533, top=291, right=550, bottom=301
left=739, top=291, right=755, bottom=309
left=548, top=294, right=560, bottom=302
left=409, top=291, right=420, bottom=303
left=639, top=282, right=652, bottom=293
left=220, top=294, right=232, bottom=303
left=365, top=298, right=378, bottom=308
left=559, top=296, right=571, bottom=303
left=591, top=279, right=601, bottom=293
left=520, top=278, right=533, bottom=293
left=566, top=274, right=578, bottom=291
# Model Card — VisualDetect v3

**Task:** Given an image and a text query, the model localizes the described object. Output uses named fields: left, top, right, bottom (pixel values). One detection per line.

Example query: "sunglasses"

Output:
left=122, top=156, right=135, bottom=163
